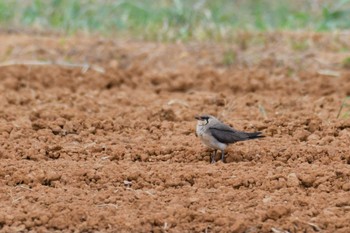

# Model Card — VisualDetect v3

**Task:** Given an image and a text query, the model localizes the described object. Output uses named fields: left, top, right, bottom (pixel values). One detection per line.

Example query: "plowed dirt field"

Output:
left=0, top=33, right=350, bottom=232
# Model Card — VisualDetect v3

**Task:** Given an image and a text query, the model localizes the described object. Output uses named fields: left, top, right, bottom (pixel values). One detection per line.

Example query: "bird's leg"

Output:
left=211, top=150, right=217, bottom=164
left=221, top=150, right=225, bottom=162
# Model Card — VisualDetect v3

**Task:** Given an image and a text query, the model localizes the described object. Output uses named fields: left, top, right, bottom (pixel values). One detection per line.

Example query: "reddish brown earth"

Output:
left=0, top=32, right=350, bottom=232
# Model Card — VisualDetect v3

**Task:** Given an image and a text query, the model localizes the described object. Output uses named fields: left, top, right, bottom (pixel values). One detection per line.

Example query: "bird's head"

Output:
left=195, top=114, right=216, bottom=126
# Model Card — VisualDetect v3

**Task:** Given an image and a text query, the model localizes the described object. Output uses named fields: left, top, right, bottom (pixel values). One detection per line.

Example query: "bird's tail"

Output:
left=247, top=132, right=264, bottom=139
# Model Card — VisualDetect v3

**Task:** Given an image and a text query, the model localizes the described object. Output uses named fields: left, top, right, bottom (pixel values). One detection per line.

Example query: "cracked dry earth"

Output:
left=0, top=33, right=350, bottom=232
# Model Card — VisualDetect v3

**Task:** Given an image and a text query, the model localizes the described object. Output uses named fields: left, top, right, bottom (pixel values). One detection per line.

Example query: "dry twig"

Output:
left=0, top=60, right=105, bottom=73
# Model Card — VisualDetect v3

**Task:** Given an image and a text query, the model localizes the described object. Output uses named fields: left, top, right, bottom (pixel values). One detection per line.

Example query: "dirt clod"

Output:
left=264, top=205, right=291, bottom=221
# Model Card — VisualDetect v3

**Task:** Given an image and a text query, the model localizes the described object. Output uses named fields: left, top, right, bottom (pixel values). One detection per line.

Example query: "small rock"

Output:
left=287, top=173, right=300, bottom=187
left=159, top=107, right=176, bottom=121
left=307, top=134, right=320, bottom=142
left=264, top=205, right=291, bottom=221
left=294, top=129, right=311, bottom=142
left=307, top=120, right=321, bottom=133
left=297, top=173, right=316, bottom=187
left=215, top=217, right=227, bottom=226
left=50, top=125, right=62, bottom=135
left=140, top=153, right=149, bottom=162
left=31, top=120, right=47, bottom=130
left=91, top=145, right=104, bottom=153
left=123, top=180, right=132, bottom=186
left=342, top=183, right=350, bottom=191
left=64, top=121, right=75, bottom=134
left=231, top=178, right=243, bottom=188
left=263, top=196, right=272, bottom=204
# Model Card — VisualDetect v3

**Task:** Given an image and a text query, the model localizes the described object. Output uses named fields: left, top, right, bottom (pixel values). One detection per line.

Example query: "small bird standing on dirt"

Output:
left=195, top=114, right=264, bottom=163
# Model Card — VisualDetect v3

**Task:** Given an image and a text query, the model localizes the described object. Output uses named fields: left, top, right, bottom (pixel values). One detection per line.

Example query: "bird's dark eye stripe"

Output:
left=201, top=116, right=209, bottom=120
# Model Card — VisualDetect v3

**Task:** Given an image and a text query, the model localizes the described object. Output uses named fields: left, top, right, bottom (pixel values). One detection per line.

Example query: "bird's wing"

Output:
left=209, top=123, right=249, bottom=144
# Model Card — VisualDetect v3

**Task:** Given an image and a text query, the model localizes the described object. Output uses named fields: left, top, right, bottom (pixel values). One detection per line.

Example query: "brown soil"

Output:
left=0, top=32, right=350, bottom=233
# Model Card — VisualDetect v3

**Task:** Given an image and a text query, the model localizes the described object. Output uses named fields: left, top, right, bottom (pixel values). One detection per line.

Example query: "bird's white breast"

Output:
left=196, top=124, right=227, bottom=150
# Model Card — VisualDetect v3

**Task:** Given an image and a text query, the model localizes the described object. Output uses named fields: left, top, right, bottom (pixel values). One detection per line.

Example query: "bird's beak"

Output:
left=194, top=115, right=201, bottom=120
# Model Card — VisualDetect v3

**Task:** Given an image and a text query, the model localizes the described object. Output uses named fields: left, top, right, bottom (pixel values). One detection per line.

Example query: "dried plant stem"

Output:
left=0, top=60, right=105, bottom=73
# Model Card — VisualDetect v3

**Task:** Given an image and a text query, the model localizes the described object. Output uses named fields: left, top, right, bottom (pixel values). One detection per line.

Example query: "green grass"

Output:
left=222, top=49, right=236, bottom=66
left=342, top=57, right=350, bottom=69
left=0, top=0, right=350, bottom=41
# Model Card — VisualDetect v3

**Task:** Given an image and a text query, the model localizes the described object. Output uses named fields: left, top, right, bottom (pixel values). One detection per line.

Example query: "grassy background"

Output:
left=0, top=0, right=350, bottom=40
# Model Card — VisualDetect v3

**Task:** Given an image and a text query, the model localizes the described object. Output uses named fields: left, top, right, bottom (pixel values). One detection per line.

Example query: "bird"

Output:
left=195, top=114, right=264, bottom=163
